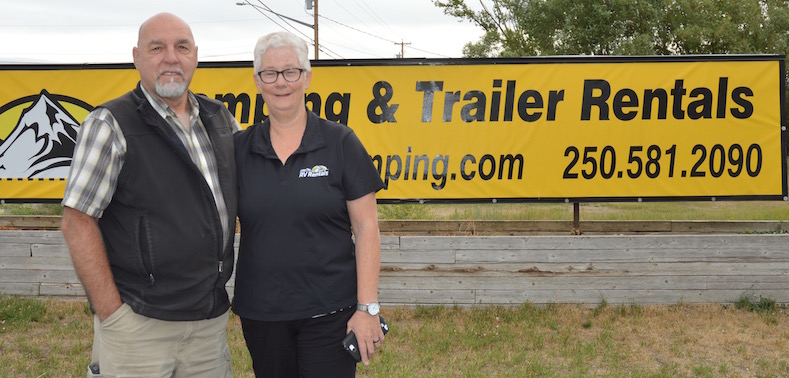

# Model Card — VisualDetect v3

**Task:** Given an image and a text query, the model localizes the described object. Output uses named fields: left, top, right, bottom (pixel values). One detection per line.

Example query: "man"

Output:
left=61, top=12, right=238, bottom=377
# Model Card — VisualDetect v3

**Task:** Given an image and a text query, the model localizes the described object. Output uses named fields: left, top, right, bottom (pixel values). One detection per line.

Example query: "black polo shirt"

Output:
left=232, top=111, right=385, bottom=321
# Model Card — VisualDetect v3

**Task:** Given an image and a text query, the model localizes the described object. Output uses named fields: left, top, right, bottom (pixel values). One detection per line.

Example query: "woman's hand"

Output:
left=346, top=310, right=385, bottom=365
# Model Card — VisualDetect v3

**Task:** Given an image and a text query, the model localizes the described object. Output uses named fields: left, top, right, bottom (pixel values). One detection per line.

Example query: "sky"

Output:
left=0, top=0, right=484, bottom=64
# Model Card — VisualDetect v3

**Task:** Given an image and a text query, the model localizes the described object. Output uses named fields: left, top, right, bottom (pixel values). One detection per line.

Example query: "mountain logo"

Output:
left=0, top=90, right=93, bottom=180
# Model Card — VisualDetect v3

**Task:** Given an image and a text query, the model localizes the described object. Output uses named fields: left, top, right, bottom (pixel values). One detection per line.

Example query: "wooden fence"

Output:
left=2, top=230, right=788, bottom=306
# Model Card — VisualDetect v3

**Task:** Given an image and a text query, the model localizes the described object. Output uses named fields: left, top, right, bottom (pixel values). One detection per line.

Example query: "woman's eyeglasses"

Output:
left=257, top=68, right=305, bottom=84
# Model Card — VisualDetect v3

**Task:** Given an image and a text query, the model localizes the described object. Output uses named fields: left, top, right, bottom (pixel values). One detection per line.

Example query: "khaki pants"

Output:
left=88, top=303, right=232, bottom=378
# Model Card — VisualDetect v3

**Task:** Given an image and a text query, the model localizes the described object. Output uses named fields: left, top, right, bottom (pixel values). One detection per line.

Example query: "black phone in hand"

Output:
left=342, top=316, right=389, bottom=362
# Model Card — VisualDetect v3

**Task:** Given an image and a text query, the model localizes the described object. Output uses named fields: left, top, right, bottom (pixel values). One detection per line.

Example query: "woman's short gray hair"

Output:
left=253, top=31, right=312, bottom=73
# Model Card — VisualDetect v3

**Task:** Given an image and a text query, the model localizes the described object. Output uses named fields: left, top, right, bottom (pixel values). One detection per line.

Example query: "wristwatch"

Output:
left=357, top=302, right=380, bottom=316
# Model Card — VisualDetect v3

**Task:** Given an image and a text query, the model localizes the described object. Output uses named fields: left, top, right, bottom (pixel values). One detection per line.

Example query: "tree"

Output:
left=433, top=0, right=789, bottom=58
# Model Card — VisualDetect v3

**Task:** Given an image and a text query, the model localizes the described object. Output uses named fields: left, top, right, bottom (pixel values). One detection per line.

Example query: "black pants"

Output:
left=241, top=308, right=357, bottom=378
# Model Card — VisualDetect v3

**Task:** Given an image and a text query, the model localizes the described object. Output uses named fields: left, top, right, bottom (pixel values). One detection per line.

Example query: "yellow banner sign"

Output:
left=1, top=56, right=786, bottom=202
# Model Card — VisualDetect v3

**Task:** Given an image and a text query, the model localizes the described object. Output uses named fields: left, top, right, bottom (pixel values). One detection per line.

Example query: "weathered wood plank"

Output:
left=380, top=220, right=788, bottom=235
left=0, top=282, right=39, bottom=296
left=400, top=235, right=789, bottom=251
left=381, top=250, right=455, bottom=264
left=0, top=269, right=78, bottom=283
left=379, top=220, right=675, bottom=235
left=705, top=276, right=789, bottom=290
left=0, top=243, right=30, bottom=257
left=5, top=218, right=788, bottom=235
left=381, top=236, right=399, bottom=249
left=378, top=288, right=476, bottom=304
left=40, top=283, right=84, bottom=297
left=379, top=275, right=713, bottom=291
left=669, top=221, right=789, bottom=234
left=3, top=231, right=788, bottom=306
left=32, top=244, right=70, bottom=257
left=0, top=230, right=65, bottom=244
left=0, top=256, right=75, bottom=270
left=0, top=216, right=61, bottom=230
left=382, top=262, right=789, bottom=276
left=473, top=289, right=789, bottom=305
left=400, top=236, right=530, bottom=250
left=454, top=247, right=789, bottom=264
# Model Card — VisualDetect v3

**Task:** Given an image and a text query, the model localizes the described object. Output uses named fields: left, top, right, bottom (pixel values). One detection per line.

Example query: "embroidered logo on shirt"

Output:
left=299, top=165, right=329, bottom=178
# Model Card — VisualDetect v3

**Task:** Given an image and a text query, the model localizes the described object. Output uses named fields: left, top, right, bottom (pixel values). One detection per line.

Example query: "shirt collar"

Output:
left=251, top=109, right=326, bottom=158
left=139, top=84, right=200, bottom=126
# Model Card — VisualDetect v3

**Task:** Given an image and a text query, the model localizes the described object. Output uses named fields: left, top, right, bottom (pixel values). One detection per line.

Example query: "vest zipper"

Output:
left=139, top=216, right=156, bottom=287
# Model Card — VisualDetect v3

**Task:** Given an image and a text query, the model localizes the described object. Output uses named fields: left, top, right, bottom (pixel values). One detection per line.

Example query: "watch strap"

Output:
left=357, top=302, right=380, bottom=315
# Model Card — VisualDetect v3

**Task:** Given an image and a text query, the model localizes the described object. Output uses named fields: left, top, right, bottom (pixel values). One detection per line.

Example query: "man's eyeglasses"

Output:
left=257, top=68, right=305, bottom=84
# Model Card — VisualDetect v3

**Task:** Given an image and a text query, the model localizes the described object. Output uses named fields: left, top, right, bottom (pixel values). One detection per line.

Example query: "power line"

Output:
left=241, top=0, right=451, bottom=59
left=355, top=0, right=396, bottom=34
left=318, top=13, right=398, bottom=45
left=321, top=0, right=451, bottom=58
left=238, top=1, right=343, bottom=59
left=406, top=45, right=452, bottom=59
left=327, top=0, right=396, bottom=38
left=318, top=13, right=447, bottom=58
left=238, top=1, right=307, bottom=40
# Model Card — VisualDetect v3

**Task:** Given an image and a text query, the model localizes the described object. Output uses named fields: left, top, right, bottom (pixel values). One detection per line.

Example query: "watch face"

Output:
left=368, top=302, right=380, bottom=315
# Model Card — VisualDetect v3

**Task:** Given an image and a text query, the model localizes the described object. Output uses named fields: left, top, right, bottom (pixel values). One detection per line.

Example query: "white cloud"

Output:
left=0, top=0, right=482, bottom=63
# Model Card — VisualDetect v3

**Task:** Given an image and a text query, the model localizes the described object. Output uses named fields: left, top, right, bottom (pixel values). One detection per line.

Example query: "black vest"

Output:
left=98, top=83, right=237, bottom=321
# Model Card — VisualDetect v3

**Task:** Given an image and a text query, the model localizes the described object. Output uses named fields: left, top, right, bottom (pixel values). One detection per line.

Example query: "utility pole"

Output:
left=395, top=39, right=411, bottom=58
left=237, top=1, right=317, bottom=58
left=306, top=0, right=319, bottom=59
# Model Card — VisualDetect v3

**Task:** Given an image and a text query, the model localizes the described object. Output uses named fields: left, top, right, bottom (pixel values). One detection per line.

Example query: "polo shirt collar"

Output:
left=251, top=109, right=327, bottom=159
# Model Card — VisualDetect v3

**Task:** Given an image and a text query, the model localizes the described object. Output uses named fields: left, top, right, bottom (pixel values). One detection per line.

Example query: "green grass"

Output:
left=0, top=204, right=63, bottom=216
left=3, top=200, right=788, bottom=221
left=0, top=296, right=47, bottom=327
left=734, top=294, right=780, bottom=316
left=2, top=296, right=789, bottom=377
left=0, top=297, right=92, bottom=377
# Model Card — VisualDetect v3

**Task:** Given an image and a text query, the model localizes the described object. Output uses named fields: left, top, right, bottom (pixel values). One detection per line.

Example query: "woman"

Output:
left=232, top=31, right=386, bottom=377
